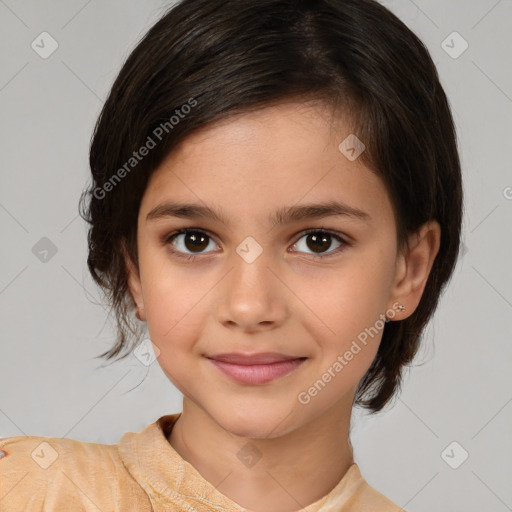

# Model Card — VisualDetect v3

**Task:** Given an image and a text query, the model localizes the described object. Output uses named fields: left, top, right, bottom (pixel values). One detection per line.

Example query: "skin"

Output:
left=125, top=100, right=440, bottom=512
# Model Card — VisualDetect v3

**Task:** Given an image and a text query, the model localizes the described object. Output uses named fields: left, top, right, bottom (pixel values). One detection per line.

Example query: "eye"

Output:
left=164, top=228, right=350, bottom=261
left=290, top=229, right=348, bottom=258
left=165, top=229, right=219, bottom=259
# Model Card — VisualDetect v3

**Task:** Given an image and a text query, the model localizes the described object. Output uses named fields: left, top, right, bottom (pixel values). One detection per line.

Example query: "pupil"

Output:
left=185, top=232, right=209, bottom=252
left=308, top=233, right=331, bottom=253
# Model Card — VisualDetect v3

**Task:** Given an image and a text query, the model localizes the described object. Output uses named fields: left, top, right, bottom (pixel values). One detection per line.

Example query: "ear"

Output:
left=121, top=240, right=146, bottom=321
left=387, top=220, right=441, bottom=320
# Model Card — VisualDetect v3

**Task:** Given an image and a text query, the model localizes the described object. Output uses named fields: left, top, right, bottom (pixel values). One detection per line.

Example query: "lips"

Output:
left=206, top=352, right=307, bottom=385
left=207, top=352, right=304, bottom=365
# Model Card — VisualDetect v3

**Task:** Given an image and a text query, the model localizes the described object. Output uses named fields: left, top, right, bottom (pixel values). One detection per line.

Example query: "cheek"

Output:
left=292, top=255, right=392, bottom=337
left=289, top=251, right=393, bottom=378
left=138, top=247, right=208, bottom=349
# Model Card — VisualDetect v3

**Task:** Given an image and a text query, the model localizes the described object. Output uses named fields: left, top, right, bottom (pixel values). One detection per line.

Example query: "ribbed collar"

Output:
left=117, top=413, right=366, bottom=511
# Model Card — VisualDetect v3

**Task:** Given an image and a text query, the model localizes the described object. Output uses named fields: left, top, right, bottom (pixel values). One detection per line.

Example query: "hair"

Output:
left=79, top=0, right=463, bottom=413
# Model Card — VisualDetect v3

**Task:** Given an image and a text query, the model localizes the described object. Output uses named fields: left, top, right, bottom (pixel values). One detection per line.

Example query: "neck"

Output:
left=168, top=396, right=355, bottom=512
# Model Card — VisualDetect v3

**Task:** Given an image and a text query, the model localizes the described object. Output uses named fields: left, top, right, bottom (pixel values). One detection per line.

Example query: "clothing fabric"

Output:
left=0, top=413, right=404, bottom=511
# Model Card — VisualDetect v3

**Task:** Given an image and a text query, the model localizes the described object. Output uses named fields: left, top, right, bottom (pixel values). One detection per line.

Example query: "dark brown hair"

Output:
left=79, top=0, right=463, bottom=413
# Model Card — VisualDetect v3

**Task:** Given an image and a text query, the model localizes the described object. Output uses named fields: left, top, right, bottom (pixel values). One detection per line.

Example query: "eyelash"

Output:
left=163, top=227, right=351, bottom=261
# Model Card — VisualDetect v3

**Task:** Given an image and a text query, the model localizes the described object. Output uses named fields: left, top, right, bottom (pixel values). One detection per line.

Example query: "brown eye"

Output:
left=182, top=231, right=209, bottom=252
left=292, top=230, right=346, bottom=257
left=166, top=229, right=219, bottom=256
left=306, top=233, right=333, bottom=253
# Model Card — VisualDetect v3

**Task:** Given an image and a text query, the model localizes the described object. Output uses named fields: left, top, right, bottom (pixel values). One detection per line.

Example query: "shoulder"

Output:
left=0, top=434, right=152, bottom=511
left=349, top=478, right=405, bottom=512
left=324, top=463, right=405, bottom=512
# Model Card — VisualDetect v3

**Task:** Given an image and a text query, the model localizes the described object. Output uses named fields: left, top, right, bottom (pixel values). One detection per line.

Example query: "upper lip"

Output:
left=207, top=352, right=306, bottom=365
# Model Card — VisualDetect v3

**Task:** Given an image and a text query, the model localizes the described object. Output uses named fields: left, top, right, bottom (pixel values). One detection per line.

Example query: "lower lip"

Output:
left=208, top=358, right=306, bottom=385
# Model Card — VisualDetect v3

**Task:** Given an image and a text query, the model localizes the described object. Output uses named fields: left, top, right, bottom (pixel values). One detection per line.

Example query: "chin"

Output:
left=212, top=406, right=299, bottom=440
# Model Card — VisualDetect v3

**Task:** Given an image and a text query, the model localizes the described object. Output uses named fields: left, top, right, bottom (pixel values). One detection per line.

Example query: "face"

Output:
left=127, top=101, right=406, bottom=438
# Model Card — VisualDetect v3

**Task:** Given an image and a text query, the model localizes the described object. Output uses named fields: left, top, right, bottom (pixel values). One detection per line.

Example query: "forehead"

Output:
left=140, top=101, right=393, bottom=228
left=171, top=101, right=344, bottom=161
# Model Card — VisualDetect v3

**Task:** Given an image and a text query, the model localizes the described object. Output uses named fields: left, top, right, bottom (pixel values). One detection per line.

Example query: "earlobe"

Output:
left=387, top=220, right=441, bottom=319
left=122, top=240, right=146, bottom=321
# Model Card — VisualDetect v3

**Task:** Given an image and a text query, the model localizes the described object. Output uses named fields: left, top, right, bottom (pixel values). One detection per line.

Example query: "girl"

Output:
left=0, top=0, right=463, bottom=510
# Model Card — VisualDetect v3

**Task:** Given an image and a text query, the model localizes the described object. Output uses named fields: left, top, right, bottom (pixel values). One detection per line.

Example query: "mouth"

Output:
left=206, top=352, right=308, bottom=385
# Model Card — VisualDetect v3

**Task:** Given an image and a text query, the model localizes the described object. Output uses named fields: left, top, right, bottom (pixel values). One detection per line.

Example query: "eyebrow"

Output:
left=146, top=200, right=371, bottom=226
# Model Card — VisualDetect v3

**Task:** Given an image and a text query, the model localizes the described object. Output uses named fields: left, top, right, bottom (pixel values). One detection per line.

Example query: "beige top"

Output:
left=0, top=413, right=404, bottom=511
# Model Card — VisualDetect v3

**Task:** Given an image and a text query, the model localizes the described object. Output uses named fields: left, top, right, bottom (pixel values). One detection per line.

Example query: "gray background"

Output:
left=1, top=1, right=511, bottom=511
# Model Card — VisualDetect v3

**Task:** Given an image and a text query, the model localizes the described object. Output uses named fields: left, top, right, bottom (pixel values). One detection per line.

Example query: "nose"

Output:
left=216, top=248, right=288, bottom=333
